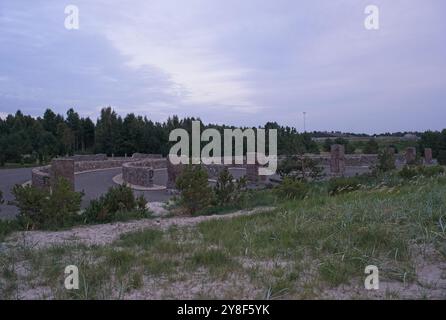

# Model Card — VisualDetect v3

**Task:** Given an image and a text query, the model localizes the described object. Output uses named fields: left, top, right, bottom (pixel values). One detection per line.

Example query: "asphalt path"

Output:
left=0, top=168, right=33, bottom=219
left=0, top=167, right=171, bottom=219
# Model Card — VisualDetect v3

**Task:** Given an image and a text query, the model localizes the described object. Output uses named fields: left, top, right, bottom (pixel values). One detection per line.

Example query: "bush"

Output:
left=274, top=178, right=309, bottom=200
left=176, top=165, right=214, bottom=215
left=328, top=177, right=362, bottom=196
left=0, top=219, right=20, bottom=242
left=421, top=165, right=445, bottom=177
left=375, top=149, right=396, bottom=173
left=214, top=168, right=247, bottom=206
left=398, top=166, right=418, bottom=179
left=136, top=195, right=148, bottom=210
left=102, top=184, right=136, bottom=213
left=334, top=138, right=356, bottom=154
left=0, top=190, right=3, bottom=205
left=438, top=150, right=446, bottom=165
left=12, top=178, right=83, bottom=230
left=363, top=139, right=379, bottom=154
left=278, top=156, right=324, bottom=181
left=399, top=165, right=445, bottom=179
left=83, top=185, right=148, bottom=223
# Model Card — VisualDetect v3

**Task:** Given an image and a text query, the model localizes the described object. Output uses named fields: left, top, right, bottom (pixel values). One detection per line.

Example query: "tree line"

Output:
left=0, top=107, right=320, bottom=165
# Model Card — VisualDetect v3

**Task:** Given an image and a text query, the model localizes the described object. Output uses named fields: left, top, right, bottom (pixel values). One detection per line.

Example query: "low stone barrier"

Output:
left=31, top=158, right=142, bottom=189
left=71, top=154, right=107, bottom=161
left=31, top=165, right=51, bottom=190
left=122, top=159, right=167, bottom=187
left=74, top=159, right=138, bottom=173
left=286, top=153, right=407, bottom=167
left=132, top=153, right=163, bottom=159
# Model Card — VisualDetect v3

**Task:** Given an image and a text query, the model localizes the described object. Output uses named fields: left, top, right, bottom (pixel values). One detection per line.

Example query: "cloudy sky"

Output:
left=0, top=0, right=445, bottom=133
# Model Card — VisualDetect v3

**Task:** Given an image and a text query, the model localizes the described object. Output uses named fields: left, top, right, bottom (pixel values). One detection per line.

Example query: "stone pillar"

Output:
left=166, top=155, right=183, bottom=189
left=330, top=144, right=345, bottom=176
left=405, top=147, right=416, bottom=165
left=424, top=148, right=433, bottom=165
left=245, top=163, right=259, bottom=184
left=50, top=158, right=75, bottom=190
left=245, top=152, right=260, bottom=184
left=147, top=168, right=154, bottom=188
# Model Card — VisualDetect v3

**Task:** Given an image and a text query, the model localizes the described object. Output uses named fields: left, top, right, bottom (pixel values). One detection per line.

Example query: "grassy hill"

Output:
left=1, top=172, right=445, bottom=299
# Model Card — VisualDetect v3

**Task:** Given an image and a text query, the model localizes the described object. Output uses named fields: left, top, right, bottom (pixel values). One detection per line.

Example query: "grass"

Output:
left=1, top=172, right=445, bottom=299
left=194, top=189, right=278, bottom=216
left=0, top=220, right=20, bottom=242
left=0, top=163, right=46, bottom=169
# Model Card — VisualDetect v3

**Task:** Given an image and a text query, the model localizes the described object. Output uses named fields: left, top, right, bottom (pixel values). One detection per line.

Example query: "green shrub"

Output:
left=102, top=185, right=136, bottom=213
left=398, top=166, right=418, bottom=179
left=12, top=178, right=83, bottom=230
left=399, top=165, right=445, bottom=179
left=438, top=150, right=446, bottom=165
left=423, top=165, right=445, bottom=177
left=328, top=177, right=362, bottom=196
left=0, top=219, right=20, bottom=242
left=176, top=165, right=214, bottom=215
left=375, top=149, right=396, bottom=172
left=136, top=194, right=148, bottom=210
left=274, top=177, right=309, bottom=200
left=214, top=168, right=247, bottom=206
left=363, top=139, right=379, bottom=154
left=278, top=156, right=324, bottom=181
left=83, top=185, right=147, bottom=223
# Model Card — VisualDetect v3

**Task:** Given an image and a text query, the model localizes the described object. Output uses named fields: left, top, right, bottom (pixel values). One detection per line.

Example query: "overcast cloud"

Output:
left=0, top=0, right=445, bottom=133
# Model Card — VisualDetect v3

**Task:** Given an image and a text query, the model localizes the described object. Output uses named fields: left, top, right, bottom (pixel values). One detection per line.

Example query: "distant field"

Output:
left=0, top=163, right=43, bottom=170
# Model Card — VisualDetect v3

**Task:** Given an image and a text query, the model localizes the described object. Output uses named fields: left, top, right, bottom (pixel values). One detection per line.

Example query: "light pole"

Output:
left=303, top=112, right=307, bottom=133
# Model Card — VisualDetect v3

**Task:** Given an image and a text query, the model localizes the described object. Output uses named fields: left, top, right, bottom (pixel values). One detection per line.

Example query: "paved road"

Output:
left=0, top=168, right=33, bottom=219
left=0, top=167, right=172, bottom=219
left=76, top=168, right=171, bottom=209
left=0, top=166, right=273, bottom=219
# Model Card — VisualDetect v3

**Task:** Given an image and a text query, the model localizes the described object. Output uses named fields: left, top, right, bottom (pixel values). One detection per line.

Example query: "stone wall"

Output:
left=71, top=154, right=107, bottom=161
left=132, top=153, right=163, bottom=159
left=74, top=159, right=138, bottom=173
left=166, top=155, right=263, bottom=188
left=122, top=159, right=167, bottom=187
left=31, top=165, right=51, bottom=190
left=284, top=153, right=408, bottom=167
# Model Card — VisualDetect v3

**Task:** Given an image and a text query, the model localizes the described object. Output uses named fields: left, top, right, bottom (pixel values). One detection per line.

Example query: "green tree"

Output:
left=176, top=165, right=214, bottom=215
left=12, top=178, right=83, bottom=230
left=363, top=139, right=379, bottom=154
left=214, top=168, right=247, bottom=206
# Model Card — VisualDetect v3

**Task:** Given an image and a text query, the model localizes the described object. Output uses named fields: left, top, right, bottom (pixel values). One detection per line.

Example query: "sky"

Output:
left=0, top=0, right=445, bottom=133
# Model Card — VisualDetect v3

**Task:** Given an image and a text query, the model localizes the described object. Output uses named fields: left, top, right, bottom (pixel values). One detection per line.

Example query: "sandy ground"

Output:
left=5, top=207, right=275, bottom=249
left=320, top=245, right=446, bottom=299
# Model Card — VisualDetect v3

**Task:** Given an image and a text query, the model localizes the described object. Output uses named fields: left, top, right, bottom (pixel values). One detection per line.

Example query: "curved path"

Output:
left=76, top=168, right=171, bottom=209
left=5, top=206, right=275, bottom=249
left=1, top=166, right=251, bottom=219
left=0, top=167, right=171, bottom=219
left=0, top=168, right=33, bottom=219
